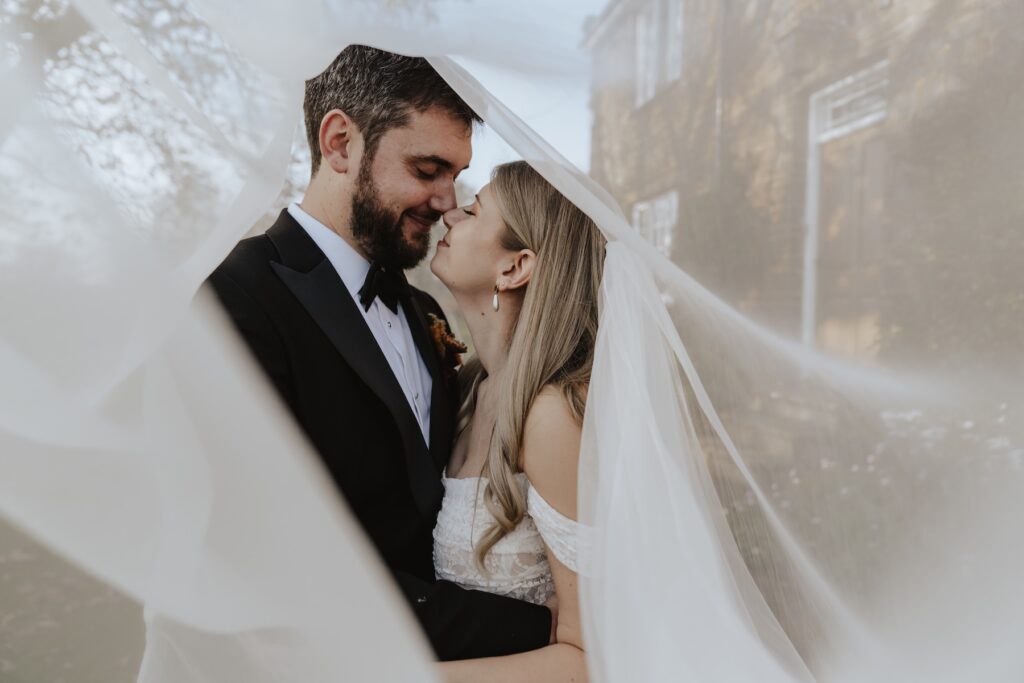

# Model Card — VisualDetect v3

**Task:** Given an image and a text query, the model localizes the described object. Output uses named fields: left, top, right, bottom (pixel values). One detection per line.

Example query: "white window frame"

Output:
left=634, top=0, right=685, bottom=108
left=800, top=60, right=890, bottom=348
left=632, top=190, right=679, bottom=257
left=666, top=0, right=685, bottom=82
left=634, top=1, right=660, bottom=107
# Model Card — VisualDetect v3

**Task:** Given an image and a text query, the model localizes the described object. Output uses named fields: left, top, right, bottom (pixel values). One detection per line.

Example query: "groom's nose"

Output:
left=429, top=183, right=458, bottom=214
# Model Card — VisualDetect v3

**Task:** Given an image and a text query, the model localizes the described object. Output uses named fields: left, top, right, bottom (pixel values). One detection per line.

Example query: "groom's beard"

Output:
left=351, top=164, right=438, bottom=270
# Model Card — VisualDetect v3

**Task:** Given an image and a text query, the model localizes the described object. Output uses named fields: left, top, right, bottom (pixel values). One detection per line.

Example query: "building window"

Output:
left=800, top=60, right=890, bottom=350
left=813, top=60, right=889, bottom=144
left=666, top=0, right=685, bottom=82
left=634, top=1, right=658, bottom=106
left=634, top=0, right=685, bottom=108
left=632, top=190, right=679, bottom=257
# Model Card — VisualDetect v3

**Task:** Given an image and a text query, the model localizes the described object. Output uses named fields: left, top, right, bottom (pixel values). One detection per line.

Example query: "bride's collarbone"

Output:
left=447, top=410, right=495, bottom=480
left=447, top=442, right=488, bottom=480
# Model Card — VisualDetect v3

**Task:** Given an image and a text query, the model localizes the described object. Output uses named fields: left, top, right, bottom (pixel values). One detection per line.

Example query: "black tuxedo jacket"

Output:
left=208, top=209, right=550, bottom=660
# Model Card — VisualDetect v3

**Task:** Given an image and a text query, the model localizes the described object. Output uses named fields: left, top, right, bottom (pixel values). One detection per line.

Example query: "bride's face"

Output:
left=431, top=184, right=513, bottom=299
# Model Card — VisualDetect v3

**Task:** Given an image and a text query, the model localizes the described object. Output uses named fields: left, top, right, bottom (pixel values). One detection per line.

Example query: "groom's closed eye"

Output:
left=408, top=154, right=460, bottom=182
left=414, top=165, right=440, bottom=180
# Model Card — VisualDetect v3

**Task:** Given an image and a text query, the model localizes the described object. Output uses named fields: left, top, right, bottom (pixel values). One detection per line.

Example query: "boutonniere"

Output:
left=427, top=313, right=468, bottom=377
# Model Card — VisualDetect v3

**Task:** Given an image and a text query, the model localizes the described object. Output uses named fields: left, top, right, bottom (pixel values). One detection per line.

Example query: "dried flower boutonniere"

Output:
left=427, top=313, right=468, bottom=377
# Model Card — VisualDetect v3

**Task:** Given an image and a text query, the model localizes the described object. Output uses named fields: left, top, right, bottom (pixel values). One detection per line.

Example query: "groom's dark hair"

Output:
left=304, top=45, right=481, bottom=176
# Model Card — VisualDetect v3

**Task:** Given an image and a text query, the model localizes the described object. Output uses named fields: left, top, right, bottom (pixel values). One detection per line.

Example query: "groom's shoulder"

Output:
left=210, top=232, right=277, bottom=285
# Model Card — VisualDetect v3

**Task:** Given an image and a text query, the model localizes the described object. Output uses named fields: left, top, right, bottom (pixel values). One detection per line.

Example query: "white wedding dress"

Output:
left=433, top=472, right=582, bottom=604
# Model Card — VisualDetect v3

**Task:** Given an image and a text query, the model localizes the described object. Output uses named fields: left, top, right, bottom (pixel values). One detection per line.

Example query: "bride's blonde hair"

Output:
left=456, top=161, right=606, bottom=568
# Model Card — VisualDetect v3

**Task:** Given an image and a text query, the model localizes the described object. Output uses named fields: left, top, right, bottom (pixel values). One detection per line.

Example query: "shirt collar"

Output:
left=288, top=202, right=370, bottom=299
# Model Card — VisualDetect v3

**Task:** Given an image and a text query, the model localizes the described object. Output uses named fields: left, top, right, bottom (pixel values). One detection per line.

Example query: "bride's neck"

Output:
left=457, top=290, right=520, bottom=380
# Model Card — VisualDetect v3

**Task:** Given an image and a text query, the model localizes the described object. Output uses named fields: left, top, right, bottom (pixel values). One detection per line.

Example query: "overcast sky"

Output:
left=448, top=0, right=601, bottom=193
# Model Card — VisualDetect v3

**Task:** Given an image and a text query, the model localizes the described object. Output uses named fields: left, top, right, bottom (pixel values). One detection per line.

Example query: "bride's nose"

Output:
left=442, top=207, right=468, bottom=230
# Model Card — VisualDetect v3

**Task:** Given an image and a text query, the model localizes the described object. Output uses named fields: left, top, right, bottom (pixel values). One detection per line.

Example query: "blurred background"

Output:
left=2, top=0, right=1022, bottom=680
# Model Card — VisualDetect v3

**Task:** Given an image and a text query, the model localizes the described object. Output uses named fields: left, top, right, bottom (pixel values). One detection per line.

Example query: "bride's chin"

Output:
left=428, top=256, right=445, bottom=281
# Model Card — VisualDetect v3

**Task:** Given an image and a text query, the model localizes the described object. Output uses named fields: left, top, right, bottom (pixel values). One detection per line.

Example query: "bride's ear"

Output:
left=500, top=249, right=537, bottom=293
left=319, top=109, right=358, bottom=175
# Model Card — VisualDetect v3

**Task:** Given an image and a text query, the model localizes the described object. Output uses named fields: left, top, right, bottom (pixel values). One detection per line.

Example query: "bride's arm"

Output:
left=437, top=386, right=587, bottom=683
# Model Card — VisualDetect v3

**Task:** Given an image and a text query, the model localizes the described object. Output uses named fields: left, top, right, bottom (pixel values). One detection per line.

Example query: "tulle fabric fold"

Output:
left=2, top=1, right=1022, bottom=681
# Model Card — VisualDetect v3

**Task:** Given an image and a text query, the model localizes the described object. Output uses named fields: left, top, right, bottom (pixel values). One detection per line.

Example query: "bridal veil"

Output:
left=1, top=1, right=1022, bottom=680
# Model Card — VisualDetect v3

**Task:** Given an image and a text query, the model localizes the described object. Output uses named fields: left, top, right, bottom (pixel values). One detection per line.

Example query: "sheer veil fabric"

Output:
left=2, top=1, right=1023, bottom=681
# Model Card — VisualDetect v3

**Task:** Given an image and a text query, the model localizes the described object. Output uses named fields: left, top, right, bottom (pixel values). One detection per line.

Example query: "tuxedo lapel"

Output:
left=265, top=211, right=443, bottom=518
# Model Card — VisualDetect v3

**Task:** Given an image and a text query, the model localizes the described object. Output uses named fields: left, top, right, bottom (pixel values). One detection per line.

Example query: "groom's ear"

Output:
left=501, top=249, right=537, bottom=292
left=319, top=109, right=357, bottom=175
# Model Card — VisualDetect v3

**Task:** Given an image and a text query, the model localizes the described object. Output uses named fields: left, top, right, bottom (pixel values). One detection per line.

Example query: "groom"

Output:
left=208, top=47, right=552, bottom=659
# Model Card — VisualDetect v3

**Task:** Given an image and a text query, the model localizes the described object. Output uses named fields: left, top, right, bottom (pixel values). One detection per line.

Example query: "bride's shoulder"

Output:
left=523, top=386, right=580, bottom=441
left=521, top=385, right=582, bottom=520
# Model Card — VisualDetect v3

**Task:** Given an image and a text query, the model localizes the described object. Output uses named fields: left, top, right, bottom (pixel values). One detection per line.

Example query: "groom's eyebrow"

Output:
left=410, top=154, right=460, bottom=171
left=409, top=155, right=471, bottom=178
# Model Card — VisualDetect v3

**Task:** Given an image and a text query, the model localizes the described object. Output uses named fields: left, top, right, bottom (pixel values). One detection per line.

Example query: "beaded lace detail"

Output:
left=433, top=472, right=580, bottom=605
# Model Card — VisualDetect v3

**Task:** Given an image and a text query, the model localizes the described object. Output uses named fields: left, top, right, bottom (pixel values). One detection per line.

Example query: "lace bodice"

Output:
left=433, top=472, right=581, bottom=606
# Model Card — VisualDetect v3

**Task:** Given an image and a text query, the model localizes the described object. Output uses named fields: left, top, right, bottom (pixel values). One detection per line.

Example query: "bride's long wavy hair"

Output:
left=456, top=161, right=606, bottom=569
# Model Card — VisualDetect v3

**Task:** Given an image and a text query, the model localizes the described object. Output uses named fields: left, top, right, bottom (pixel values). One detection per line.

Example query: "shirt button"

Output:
left=386, top=321, right=392, bottom=328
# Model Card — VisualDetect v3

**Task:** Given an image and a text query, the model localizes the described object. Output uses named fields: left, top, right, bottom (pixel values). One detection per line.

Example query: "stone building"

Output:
left=585, top=0, right=1024, bottom=368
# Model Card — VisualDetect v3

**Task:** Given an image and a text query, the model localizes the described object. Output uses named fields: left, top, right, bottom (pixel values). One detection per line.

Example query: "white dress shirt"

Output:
left=288, top=203, right=432, bottom=446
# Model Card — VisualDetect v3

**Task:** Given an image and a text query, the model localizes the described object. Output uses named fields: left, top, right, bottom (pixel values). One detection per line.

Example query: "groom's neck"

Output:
left=301, top=174, right=366, bottom=260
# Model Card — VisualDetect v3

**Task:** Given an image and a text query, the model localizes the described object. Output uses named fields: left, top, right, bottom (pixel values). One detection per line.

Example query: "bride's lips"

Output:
left=437, top=238, right=449, bottom=248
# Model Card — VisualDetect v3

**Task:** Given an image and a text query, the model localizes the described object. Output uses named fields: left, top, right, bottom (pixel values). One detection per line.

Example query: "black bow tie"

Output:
left=358, top=263, right=408, bottom=314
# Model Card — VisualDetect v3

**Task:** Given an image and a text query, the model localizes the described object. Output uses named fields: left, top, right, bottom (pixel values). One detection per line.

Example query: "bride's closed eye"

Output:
left=463, top=208, right=476, bottom=216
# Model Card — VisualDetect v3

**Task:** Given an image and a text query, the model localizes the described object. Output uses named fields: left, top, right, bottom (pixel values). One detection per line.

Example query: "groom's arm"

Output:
left=393, top=570, right=552, bottom=661
left=210, top=274, right=552, bottom=658
left=207, top=268, right=295, bottom=408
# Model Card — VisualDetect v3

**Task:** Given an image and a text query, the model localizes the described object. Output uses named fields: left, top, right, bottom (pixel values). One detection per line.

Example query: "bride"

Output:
left=430, top=160, right=605, bottom=682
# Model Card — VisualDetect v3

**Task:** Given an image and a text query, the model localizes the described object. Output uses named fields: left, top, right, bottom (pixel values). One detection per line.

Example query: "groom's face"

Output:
left=351, top=107, right=472, bottom=269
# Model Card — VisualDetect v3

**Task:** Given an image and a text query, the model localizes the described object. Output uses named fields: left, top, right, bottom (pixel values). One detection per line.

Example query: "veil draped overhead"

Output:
left=2, top=1, right=1022, bottom=681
